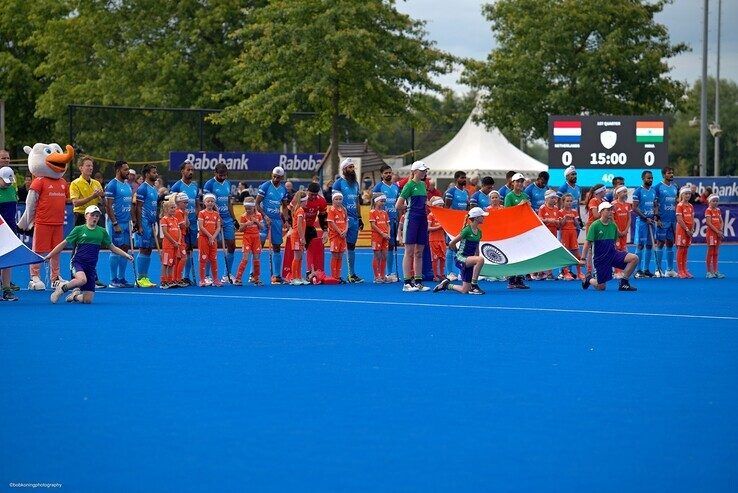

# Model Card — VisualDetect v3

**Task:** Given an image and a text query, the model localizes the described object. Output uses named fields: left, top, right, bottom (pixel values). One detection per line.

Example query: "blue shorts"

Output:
left=634, top=219, right=654, bottom=246
left=403, top=214, right=428, bottom=245
left=266, top=216, right=283, bottom=245
left=655, top=221, right=675, bottom=242
left=594, top=250, right=628, bottom=285
left=455, top=258, right=474, bottom=283
left=346, top=216, right=359, bottom=245
left=221, top=217, right=236, bottom=242
left=107, top=222, right=130, bottom=248
left=134, top=219, right=156, bottom=249
left=72, top=260, right=97, bottom=292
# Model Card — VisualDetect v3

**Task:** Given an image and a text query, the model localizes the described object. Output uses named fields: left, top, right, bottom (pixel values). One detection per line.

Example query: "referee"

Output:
left=70, top=156, right=106, bottom=288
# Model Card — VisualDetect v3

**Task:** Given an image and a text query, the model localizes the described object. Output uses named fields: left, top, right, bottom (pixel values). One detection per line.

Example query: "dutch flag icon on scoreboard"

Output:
left=553, top=121, right=582, bottom=143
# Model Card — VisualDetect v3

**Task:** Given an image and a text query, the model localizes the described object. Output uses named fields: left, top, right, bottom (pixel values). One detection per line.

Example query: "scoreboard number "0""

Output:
left=644, top=151, right=655, bottom=167
left=562, top=151, right=573, bottom=166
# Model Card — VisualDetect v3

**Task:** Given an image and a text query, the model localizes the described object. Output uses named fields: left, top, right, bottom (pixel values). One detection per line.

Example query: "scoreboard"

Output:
left=548, top=115, right=669, bottom=186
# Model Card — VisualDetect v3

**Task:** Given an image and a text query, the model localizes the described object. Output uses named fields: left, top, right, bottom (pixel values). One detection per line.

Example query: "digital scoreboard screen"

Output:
left=548, top=115, right=668, bottom=186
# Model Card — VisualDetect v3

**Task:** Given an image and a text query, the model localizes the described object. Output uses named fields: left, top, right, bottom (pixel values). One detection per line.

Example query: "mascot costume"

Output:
left=18, top=143, right=75, bottom=290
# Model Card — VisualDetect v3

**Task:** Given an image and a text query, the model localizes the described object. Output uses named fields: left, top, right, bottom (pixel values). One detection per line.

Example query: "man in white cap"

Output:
left=127, top=168, right=140, bottom=194
left=331, top=158, right=364, bottom=282
left=170, top=158, right=200, bottom=285
left=504, top=172, right=530, bottom=289
left=396, top=160, right=431, bottom=292
left=0, top=163, right=19, bottom=301
left=581, top=201, right=638, bottom=291
left=255, top=165, right=290, bottom=284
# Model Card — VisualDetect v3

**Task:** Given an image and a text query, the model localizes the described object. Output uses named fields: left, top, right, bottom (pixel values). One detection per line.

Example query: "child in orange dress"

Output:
left=675, top=186, right=695, bottom=278
left=427, top=196, right=446, bottom=281
left=704, top=194, right=725, bottom=279
left=558, top=193, right=583, bottom=280
left=235, top=197, right=265, bottom=285
left=173, top=192, right=190, bottom=285
left=327, top=192, right=348, bottom=282
left=370, top=194, right=391, bottom=283
left=289, top=191, right=309, bottom=285
left=160, top=200, right=184, bottom=289
left=611, top=185, right=631, bottom=278
left=198, top=193, right=222, bottom=287
left=486, top=190, right=504, bottom=212
left=538, top=190, right=561, bottom=280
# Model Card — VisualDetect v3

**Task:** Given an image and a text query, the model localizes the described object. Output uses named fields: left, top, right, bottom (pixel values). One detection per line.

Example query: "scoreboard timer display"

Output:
left=548, top=115, right=668, bottom=186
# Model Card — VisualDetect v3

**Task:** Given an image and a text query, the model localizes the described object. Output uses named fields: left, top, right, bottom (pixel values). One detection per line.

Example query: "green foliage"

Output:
left=214, top=0, right=454, bottom=176
left=670, top=78, right=738, bottom=176
left=463, top=0, right=688, bottom=140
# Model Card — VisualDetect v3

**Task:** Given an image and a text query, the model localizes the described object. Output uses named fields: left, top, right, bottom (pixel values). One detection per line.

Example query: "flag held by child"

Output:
left=430, top=204, right=578, bottom=277
left=0, top=216, right=44, bottom=269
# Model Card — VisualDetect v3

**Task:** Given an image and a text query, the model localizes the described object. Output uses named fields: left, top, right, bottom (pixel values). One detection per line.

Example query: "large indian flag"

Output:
left=636, top=121, right=664, bottom=143
left=430, top=204, right=579, bottom=277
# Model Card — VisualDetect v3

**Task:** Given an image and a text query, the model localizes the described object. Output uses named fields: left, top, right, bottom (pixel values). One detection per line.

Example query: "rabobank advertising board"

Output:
left=169, top=151, right=324, bottom=173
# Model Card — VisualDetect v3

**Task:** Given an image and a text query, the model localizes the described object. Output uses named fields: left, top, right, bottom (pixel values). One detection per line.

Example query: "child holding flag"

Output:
left=704, top=194, right=725, bottom=279
left=235, top=197, right=265, bottom=285
left=675, top=186, right=695, bottom=279
left=369, top=194, right=391, bottom=283
left=327, top=192, right=348, bottom=282
left=198, top=193, right=222, bottom=287
left=433, top=207, right=488, bottom=295
left=47, top=205, right=133, bottom=304
left=427, top=196, right=447, bottom=281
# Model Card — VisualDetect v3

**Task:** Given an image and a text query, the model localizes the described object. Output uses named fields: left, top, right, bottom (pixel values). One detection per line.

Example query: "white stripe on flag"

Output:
left=553, top=128, right=582, bottom=136
left=482, top=224, right=562, bottom=264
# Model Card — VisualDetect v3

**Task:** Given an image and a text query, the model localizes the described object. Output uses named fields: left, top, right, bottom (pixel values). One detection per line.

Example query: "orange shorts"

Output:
left=616, top=235, right=627, bottom=251
left=242, top=233, right=261, bottom=254
left=706, top=232, right=720, bottom=246
left=330, top=237, right=346, bottom=253
left=198, top=236, right=218, bottom=262
left=429, top=240, right=446, bottom=260
left=372, top=237, right=389, bottom=251
left=560, top=229, right=579, bottom=251
left=33, top=223, right=64, bottom=253
left=161, top=248, right=179, bottom=267
left=676, top=230, right=692, bottom=247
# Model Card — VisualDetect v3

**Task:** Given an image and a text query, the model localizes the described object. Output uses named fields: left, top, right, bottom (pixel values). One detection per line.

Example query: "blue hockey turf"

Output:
left=2, top=245, right=738, bottom=492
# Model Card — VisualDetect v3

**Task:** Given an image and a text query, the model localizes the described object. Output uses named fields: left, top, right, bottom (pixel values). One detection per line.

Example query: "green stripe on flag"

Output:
left=636, top=135, right=663, bottom=143
left=480, top=246, right=577, bottom=277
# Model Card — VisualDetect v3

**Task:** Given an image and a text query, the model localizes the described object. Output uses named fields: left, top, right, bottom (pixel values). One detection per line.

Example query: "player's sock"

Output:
left=387, top=250, right=395, bottom=275
left=654, top=246, right=663, bottom=272
left=636, top=246, right=644, bottom=271
left=225, top=251, right=235, bottom=276
left=380, top=258, right=386, bottom=277
left=372, top=257, right=380, bottom=278
left=330, top=257, right=341, bottom=279
left=236, top=259, right=247, bottom=280
left=446, top=250, right=454, bottom=276
left=253, top=259, right=261, bottom=279
left=137, top=253, right=151, bottom=279
left=211, top=259, right=219, bottom=281
left=348, top=250, right=356, bottom=276
left=676, top=247, right=684, bottom=274
left=644, top=247, right=652, bottom=272
left=183, top=253, right=191, bottom=279
left=665, top=246, right=674, bottom=271
left=118, top=256, right=128, bottom=281
left=199, top=260, right=207, bottom=282
left=273, top=252, right=282, bottom=277
left=109, top=255, right=117, bottom=282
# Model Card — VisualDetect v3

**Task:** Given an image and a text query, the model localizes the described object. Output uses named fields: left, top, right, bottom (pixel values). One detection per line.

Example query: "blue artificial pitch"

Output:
left=2, top=245, right=737, bottom=492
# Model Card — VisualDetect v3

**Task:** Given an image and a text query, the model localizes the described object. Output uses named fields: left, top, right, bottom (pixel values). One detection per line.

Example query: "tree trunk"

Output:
left=328, top=82, right=340, bottom=180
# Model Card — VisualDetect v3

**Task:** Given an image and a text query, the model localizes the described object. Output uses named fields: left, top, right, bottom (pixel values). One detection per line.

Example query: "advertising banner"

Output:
left=169, top=151, right=324, bottom=173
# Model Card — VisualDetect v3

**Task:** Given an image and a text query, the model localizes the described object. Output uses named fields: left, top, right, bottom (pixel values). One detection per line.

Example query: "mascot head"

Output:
left=23, top=143, right=75, bottom=179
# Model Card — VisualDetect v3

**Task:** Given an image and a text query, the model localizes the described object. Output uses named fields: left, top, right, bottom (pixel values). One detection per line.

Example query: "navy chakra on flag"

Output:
left=481, top=244, right=508, bottom=265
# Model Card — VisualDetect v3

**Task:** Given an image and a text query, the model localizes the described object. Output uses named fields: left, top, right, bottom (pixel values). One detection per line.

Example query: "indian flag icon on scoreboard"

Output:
left=636, top=121, right=664, bottom=143
left=552, top=121, right=582, bottom=143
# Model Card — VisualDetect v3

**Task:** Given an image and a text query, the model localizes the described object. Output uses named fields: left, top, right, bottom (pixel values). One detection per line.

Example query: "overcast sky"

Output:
left=398, top=0, right=737, bottom=94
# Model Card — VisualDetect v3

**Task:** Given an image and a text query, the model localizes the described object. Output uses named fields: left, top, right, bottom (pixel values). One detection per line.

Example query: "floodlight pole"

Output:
left=699, top=0, right=709, bottom=177
left=714, top=0, right=721, bottom=176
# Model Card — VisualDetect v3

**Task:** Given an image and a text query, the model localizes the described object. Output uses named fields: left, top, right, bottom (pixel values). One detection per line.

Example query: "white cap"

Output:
left=332, top=191, right=344, bottom=200
left=128, top=169, right=136, bottom=175
left=680, top=186, right=692, bottom=195
left=373, top=194, right=387, bottom=203
left=175, top=192, right=189, bottom=202
left=429, top=196, right=444, bottom=206
left=598, top=201, right=613, bottom=213
left=594, top=186, right=607, bottom=195
left=340, top=158, right=355, bottom=171
left=615, top=185, right=627, bottom=195
left=468, top=207, right=489, bottom=219
left=0, top=167, right=15, bottom=184
left=708, top=194, right=719, bottom=202
left=410, top=160, right=429, bottom=171
left=203, top=193, right=216, bottom=201
left=243, top=197, right=256, bottom=206
left=300, top=194, right=308, bottom=202
left=84, top=205, right=101, bottom=214
left=544, top=189, right=558, bottom=199
left=272, top=166, right=285, bottom=176
left=564, top=166, right=576, bottom=177
left=487, top=190, right=500, bottom=198
left=511, top=172, right=525, bottom=182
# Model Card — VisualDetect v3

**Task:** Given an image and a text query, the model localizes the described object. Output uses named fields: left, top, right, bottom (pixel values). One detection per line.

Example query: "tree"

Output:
left=670, top=78, right=738, bottom=176
left=214, top=0, right=453, bottom=177
left=463, top=0, right=688, bottom=140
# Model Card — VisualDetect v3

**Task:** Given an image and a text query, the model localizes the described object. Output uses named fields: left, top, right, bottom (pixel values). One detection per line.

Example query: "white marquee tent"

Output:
left=398, top=112, right=548, bottom=180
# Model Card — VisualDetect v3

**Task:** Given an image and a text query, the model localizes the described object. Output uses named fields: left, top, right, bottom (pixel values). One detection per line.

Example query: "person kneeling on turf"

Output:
left=580, top=202, right=638, bottom=291
left=46, top=205, right=133, bottom=304
left=433, top=207, right=487, bottom=295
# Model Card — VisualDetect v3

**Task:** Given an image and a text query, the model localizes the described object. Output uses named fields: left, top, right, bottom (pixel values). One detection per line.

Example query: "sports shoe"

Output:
left=95, top=279, right=107, bottom=289
left=402, top=281, right=419, bottom=292
left=469, top=283, right=485, bottom=295
left=706, top=272, right=716, bottom=279
left=374, top=277, right=385, bottom=284
left=715, top=272, right=726, bottom=279
left=348, top=274, right=364, bottom=284
left=65, top=288, right=80, bottom=303
left=582, top=272, right=592, bottom=290
left=50, top=277, right=67, bottom=289
left=684, top=271, right=694, bottom=279
left=271, top=276, right=283, bottom=285
left=120, top=279, right=134, bottom=288
left=545, top=273, right=555, bottom=281
left=666, top=269, right=678, bottom=278
left=634, top=270, right=645, bottom=279
left=618, top=279, right=637, bottom=291
left=177, top=279, right=189, bottom=287
left=557, top=272, right=567, bottom=280
left=386, top=274, right=399, bottom=283
left=108, top=278, right=124, bottom=288
left=9, top=282, right=20, bottom=292
left=2, top=289, right=19, bottom=302
left=204, top=276, right=214, bottom=286
left=653, top=270, right=662, bottom=278
left=643, top=270, right=655, bottom=278
left=234, top=277, right=243, bottom=285
left=50, top=283, right=65, bottom=303
left=160, top=281, right=171, bottom=290
left=414, top=281, right=430, bottom=292
left=433, top=278, right=450, bottom=292
left=213, top=280, right=223, bottom=287
left=446, top=272, right=458, bottom=281
left=221, top=275, right=233, bottom=284
left=199, top=281, right=209, bottom=287
left=136, top=277, right=156, bottom=288
left=289, top=278, right=305, bottom=286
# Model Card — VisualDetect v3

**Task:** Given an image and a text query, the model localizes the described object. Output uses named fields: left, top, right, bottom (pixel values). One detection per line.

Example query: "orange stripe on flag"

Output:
left=636, top=121, right=664, bottom=129
left=429, top=204, right=544, bottom=241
